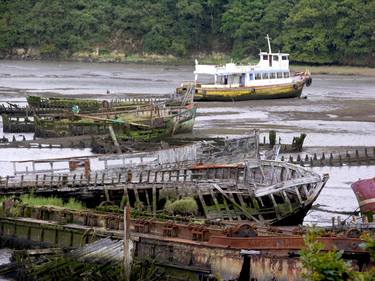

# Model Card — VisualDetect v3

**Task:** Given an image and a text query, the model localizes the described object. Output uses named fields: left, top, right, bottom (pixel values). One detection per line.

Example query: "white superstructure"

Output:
left=194, top=35, right=298, bottom=88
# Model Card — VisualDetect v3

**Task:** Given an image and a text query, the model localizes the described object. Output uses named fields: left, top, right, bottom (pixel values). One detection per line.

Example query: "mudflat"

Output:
left=0, top=60, right=374, bottom=225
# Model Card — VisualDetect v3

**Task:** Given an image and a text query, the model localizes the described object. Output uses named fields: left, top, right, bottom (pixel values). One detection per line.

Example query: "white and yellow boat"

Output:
left=177, top=35, right=312, bottom=101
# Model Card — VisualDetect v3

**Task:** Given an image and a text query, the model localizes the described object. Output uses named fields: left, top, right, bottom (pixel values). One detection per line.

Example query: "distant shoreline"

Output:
left=290, top=65, right=375, bottom=77
left=1, top=54, right=374, bottom=77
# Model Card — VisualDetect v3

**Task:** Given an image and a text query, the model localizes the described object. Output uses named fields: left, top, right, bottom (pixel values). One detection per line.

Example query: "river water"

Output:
left=0, top=61, right=374, bottom=238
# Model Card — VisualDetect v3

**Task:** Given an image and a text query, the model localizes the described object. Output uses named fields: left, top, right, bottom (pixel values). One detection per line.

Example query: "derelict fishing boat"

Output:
left=2, top=87, right=196, bottom=137
left=352, top=177, right=375, bottom=222
left=34, top=103, right=197, bottom=141
left=177, top=35, right=312, bottom=101
left=25, top=92, right=191, bottom=113
left=118, top=160, right=329, bottom=226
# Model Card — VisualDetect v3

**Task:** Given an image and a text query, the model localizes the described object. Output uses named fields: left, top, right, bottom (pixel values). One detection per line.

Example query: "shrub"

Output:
left=165, top=197, right=198, bottom=216
left=143, top=30, right=170, bottom=54
left=300, top=231, right=350, bottom=281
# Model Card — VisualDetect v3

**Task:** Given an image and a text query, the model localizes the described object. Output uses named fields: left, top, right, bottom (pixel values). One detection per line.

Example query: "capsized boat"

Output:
left=351, top=177, right=375, bottom=222
left=177, top=35, right=312, bottom=101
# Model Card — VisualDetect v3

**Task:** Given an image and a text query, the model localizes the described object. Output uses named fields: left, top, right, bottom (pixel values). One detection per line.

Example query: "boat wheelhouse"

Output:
left=177, top=35, right=312, bottom=101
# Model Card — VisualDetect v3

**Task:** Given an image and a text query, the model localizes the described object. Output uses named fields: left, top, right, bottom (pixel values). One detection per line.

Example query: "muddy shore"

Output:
left=0, top=60, right=374, bottom=226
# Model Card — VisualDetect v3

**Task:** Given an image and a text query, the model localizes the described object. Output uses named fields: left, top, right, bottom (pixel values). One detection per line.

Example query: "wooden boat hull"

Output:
left=34, top=106, right=197, bottom=141
left=193, top=82, right=304, bottom=101
left=351, top=177, right=375, bottom=214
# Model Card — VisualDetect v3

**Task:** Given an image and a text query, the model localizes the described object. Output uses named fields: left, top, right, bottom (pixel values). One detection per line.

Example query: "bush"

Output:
left=39, top=43, right=59, bottom=58
left=170, top=41, right=187, bottom=57
left=19, top=194, right=84, bottom=210
left=300, top=230, right=375, bottom=281
left=165, top=197, right=198, bottom=216
left=65, top=198, right=85, bottom=210
left=143, top=30, right=170, bottom=54
left=300, top=231, right=350, bottom=281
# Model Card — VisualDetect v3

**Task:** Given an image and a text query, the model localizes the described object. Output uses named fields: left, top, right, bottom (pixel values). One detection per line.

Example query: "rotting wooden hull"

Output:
left=34, top=105, right=197, bottom=141
left=194, top=81, right=304, bottom=101
left=0, top=159, right=327, bottom=226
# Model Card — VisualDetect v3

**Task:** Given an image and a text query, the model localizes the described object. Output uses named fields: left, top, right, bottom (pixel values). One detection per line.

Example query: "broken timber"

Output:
left=281, top=147, right=375, bottom=167
left=0, top=160, right=328, bottom=226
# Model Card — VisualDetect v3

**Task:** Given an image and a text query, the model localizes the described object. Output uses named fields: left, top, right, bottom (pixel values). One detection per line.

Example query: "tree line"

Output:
left=0, top=0, right=374, bottom=66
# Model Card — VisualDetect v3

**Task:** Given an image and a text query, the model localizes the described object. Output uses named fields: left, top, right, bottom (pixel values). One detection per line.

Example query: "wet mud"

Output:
left=0, top=60, right=374, bottom=225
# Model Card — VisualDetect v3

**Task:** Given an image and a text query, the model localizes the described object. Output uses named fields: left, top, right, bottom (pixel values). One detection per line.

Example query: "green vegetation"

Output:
left=19, top=195, right=85, bottom=210
left=300, top=231, right=375, bottom=281
left=165, top=197, right=198, bottom=216
left=0, top=0, right=374, bottom=66
left=16, top=254, right=124, bottom=281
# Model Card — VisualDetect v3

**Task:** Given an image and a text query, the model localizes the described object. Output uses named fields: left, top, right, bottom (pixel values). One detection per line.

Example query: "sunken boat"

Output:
left=1, top=88, right=197, bottom=141
left=0, top=86, right=195, bottom=135
left=1, top=156, right=328, bottom=226
left=0, top=133, right=327, bottom=225
left=33, top=102, right=196, bottom=141
left=117, top=160, right=329, bottom=226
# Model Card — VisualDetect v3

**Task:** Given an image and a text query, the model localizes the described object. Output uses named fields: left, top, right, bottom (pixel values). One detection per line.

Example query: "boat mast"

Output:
left=266, top=34, right=272, bottom=54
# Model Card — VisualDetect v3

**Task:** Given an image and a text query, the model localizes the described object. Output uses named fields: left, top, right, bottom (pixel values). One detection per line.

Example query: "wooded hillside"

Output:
left=0, top=0, right=374, bottom=66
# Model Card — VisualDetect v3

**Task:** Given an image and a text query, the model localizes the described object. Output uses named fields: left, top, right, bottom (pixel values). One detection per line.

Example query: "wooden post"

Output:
left=152, top=185, right=156, bottom=217
left=109, top=125, right=122, bottom=154
left=123, top=206, right=131, bottom=281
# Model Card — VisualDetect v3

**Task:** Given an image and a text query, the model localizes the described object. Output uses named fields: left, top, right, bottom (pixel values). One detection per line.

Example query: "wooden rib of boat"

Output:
left=0, top=130, right=327, bottom=225
left=120, top=160, right=329, bottom=225
left=177, top=34, right=312, bottom=101
left=0, top=160, right=328, bottom=226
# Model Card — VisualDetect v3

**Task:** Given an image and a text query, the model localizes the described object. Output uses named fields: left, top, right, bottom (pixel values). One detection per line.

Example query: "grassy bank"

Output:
left=0, top=195, right=85, bottom=210
left=71, top=51, right=375, bottom=76
left=291, top=65, right=375, bottom=76
left=3, top=50, right=375, bottom=76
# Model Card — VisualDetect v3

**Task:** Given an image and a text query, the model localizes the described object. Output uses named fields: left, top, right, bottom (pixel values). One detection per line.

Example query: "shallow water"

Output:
left=0, top=249, right=13, bottom=281
left=305, top=165, right=375, bottom=226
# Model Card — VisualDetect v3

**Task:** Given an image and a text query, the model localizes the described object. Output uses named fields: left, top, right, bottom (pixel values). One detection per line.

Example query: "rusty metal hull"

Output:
left=352, top=177, right=375, bottom=213
left=134, top=232, right=367, bottom=281
left=0, top=203, right=370, bottom=281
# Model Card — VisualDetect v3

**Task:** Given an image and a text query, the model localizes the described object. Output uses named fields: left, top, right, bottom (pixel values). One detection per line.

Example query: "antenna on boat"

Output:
left=265, top=34, right=272, bottom=54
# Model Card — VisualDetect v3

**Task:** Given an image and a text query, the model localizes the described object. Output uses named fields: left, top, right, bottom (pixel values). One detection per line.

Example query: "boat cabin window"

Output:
left=283, top=72, right=290, bottom=78
left=277, top=72, right=283, bottom=78
left=273, top=55, right=279, bottom=61
left=262, top=55, right=268, bottom=60
left=255, top=73, right=261, bottom=80
left=240, top=74, right=246, bottom=86
left=270, top=73, right=276, bottom=79
left=262, top=73, right=269, bottom=79
left=282, top=55, right=288, bottom=60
